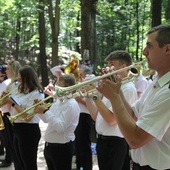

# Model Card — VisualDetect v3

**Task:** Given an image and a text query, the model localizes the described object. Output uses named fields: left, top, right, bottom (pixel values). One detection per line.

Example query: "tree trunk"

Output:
left=165, top=0, right=170, bottom=21
left=151, top=0, right=162, bottom=27
left=48, top=0, right=60, bottom=67
left=80, top=0, right=98, bottom=67
left=38, top=0, right=49, bottom=87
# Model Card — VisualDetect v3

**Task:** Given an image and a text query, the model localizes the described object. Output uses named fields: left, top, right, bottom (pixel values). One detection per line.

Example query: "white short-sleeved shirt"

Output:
left=10, top=89, right=44, bottom=124
left=134, top=73, right=149, bottom=96
left=131, top=71, right=170, bottom=169
left=44, top=98, right=80, bottom=143
left=96, top=81, right=137, bottom=137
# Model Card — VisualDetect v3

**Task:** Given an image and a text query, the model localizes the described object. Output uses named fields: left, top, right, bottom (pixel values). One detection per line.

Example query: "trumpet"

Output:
left=0, top=86, right=18, bottom=102
left=55, top=61, right=144, bottom=97
left=24, top=102, right=52, bottom=120
left=8, top=95, right=53, bottom=124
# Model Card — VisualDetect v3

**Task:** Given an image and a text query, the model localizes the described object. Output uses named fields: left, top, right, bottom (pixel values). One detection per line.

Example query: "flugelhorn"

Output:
left=55, top=61, right=144, bottom=97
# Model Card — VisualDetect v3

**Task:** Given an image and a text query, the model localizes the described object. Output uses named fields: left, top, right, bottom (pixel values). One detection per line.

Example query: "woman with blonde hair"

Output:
left=0, top=60, right=21, bottom=168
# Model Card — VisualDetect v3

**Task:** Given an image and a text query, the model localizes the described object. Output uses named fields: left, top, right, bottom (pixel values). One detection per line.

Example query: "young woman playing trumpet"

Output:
left=2, top=65, right=45, bottom=170
left=0, top=60, right=21, bottom=168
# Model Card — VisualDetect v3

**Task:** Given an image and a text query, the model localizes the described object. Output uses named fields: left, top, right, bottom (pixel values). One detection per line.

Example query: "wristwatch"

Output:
left=92, top=94, right=99, bottom=101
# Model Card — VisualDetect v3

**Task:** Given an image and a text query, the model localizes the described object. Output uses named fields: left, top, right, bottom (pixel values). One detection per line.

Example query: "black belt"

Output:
left=132, top=162, right=170, bottom=170
left=97, top=134, right=122, bottom=140
left=45, top=141, right=72, bottom=147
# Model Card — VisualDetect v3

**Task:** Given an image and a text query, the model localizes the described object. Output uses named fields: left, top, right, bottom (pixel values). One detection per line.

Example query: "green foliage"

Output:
left=0, top=0, right=169, bottom=67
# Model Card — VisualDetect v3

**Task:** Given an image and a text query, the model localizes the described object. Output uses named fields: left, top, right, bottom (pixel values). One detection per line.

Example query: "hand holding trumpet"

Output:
left=97, top=66, right=123, bottom=100
left=34, top=99, right=49, bottom=114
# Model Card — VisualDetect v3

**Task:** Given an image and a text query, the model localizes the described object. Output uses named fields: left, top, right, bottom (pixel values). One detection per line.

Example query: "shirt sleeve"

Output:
left=135, top=95, right=170, bottom=141
left=46, top=103, right=80, bottom=133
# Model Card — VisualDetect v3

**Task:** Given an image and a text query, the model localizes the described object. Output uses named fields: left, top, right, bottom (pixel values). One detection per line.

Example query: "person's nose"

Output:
left=142, top=46, right=148, bottom=57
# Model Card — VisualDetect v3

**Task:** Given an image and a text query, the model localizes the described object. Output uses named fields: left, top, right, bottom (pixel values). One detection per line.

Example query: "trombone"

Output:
left=55, top=61, right=144, bottom=97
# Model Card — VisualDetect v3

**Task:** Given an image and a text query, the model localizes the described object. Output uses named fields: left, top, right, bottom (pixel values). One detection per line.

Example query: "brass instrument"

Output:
left=8, top=95, right=53, bottom=124
left=24, top=102, right=52, bottom=120
left=142, top=69, right=156, bottom=77
left=55, top=61, right=144, bottom=97
left=0, top=111, right=5, bottom=130
left=64, top=58, right=80, bottom=82
left=0, top=86, right=18, bottom=102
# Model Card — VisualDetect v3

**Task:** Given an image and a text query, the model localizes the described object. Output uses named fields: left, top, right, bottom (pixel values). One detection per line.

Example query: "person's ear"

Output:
left=165, top=44, right=170, bottom=55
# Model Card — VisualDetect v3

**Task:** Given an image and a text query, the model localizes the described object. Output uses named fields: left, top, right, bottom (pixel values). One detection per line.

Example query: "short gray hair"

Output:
left=80, top=65, right=92, bottom=74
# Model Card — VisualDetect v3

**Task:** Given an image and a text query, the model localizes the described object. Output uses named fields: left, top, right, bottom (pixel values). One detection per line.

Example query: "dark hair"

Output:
left=104, top=50, right=132, bottom=66
left=58, top=74, right=75, bottom=87
left=147, top=24, right=170, bottom=48
left=0, top=65, right=7, bottom=81
left=18, top=65, right=43, bottom=93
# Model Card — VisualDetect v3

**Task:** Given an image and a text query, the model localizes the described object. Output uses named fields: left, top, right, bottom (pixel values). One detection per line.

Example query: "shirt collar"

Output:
left=157, top=71, right=170, bottom=87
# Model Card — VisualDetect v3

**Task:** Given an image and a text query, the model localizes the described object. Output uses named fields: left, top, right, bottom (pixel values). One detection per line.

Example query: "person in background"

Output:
left=134, top=71, right=150, bottom=99
left=0, top=65, right=8, bottom=160
left=44, top=65, right=64, bottom=96
left=0, top=61, right=21, bottom=168
left=97, top=24, right=170, bottom=170
left=2, top=65, right=44, bottom=170
left=85, top=51, right=137, bottom=170
left=35, top=74, right=80, bottom=170
left=74, top=65, right=95, bottom=170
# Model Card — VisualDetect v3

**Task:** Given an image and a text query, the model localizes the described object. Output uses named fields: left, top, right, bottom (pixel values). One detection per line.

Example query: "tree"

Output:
left=38, top=0, right=49, bottom=87
left=151, top=0, right=162, bottom=27
left=48, top=0, right=60, bottom=67
left=80, top=0, right=98, bottom=66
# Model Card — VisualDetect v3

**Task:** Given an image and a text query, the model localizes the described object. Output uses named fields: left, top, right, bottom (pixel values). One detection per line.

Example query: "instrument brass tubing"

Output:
left=0, top=112, right=5, bottom=130
left=55, top=61, right=144, bottom=97
left=9, top=95, right=53, bottom=123
left=25, top=102, right=52, bottom=120
left=0, top=87, right=18, bottom=102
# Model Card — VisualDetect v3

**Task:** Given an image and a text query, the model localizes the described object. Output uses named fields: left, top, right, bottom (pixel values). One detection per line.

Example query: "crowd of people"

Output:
left=0, top=24, right=169, bottom=170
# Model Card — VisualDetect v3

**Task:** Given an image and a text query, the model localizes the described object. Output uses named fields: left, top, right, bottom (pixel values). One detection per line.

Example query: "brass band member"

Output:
left=2, top=65, right=44, bottom=170
left=35, top=74, right=80, bottom=170
left=97, top=25, right=170, bottom=170
left=0, top=60, right=21, bottom=168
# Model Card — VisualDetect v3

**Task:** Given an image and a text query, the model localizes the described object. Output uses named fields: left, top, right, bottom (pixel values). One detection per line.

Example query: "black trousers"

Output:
left=132, top=162, right=170, bottom=170
left=0, top=112, right=13, bottom=163
left=96, top=135, right=128, bottom=170
left=13, top=123, right=41, bottom=170
left=75, top=113, right=93, bottom=170
left=44, top=141, right=73, bottom=170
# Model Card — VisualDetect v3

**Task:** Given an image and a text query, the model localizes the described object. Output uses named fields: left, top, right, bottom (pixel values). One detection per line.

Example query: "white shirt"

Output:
left=11, top=89, right=44, bottom=124
left=96, top=81, right=137, bottom=137
left=78, top=102, right=90, bottom=114
left=0, top=78, right=11, bottom=95
left=0, top=79, right=13, bottom=113
left=131, top=71, right=170, bottom=169
left=134, top=73, right=149, bottom=97
left=44, top=98, right=80, bottom=143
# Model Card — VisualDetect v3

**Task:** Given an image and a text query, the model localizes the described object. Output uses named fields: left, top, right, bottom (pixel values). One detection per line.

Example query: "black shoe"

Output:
left=0, top=160, right=12, bottom=167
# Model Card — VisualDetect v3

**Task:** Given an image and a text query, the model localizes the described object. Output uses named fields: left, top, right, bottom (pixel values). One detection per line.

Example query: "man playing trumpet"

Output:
left=84, top=50, right=137, bottom=170
left=34, top=74, right=80, bottom=170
